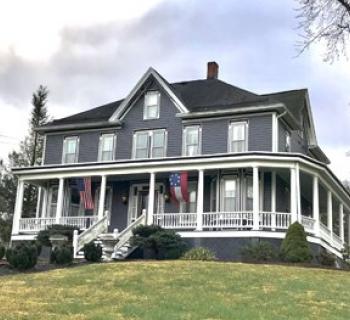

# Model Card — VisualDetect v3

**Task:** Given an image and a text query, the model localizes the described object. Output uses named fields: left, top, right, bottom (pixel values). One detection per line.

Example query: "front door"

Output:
left=128, top=184, right=162, bottom=225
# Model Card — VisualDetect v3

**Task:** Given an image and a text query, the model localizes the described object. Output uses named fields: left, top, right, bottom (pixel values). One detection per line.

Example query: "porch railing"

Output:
left=332, top=233, right=343, bottom=251
left=320, top=222, right=332, bottom=244
left=259, top=212, right=291, bottom=230
left=301, top=215, right=316, bottom=233
left=203, top=212, right=253, bottom=229
left=19, top=216, right=98, bottom=232
left=153, top=213, right=197, bottom=229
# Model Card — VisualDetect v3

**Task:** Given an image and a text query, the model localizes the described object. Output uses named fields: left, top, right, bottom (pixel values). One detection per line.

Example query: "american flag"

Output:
left=76, top=178, right=94, bottom=210
left=169, top=172, right=189, bottom=204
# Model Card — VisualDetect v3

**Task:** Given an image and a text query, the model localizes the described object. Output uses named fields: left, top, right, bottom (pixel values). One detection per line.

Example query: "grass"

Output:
left=0, top=261, right=349, bottom=320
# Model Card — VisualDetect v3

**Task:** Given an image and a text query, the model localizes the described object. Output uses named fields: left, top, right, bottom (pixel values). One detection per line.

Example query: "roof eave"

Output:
left=36, top=120, right=122, bottom=133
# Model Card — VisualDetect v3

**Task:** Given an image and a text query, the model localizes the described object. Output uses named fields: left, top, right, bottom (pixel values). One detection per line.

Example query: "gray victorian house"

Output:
left=11, top=62, right=350, bottom=260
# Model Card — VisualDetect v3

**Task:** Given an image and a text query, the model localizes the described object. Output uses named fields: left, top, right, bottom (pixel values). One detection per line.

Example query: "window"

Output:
left=180, top=181, right=197, bottom=213
left=133, top=129, right=166, bottom=159
left=229, top=121, right=248, bottom=152
left=183, top=125, right=201, bottom=156
left=62, top=136, right=79, bottom=164
left=144, top=91, right=160, bottom=120
left=222, top=178, right=238, bottom=211
left=285, top=132, right=291, bottom=152
left=98, top=133, right=116, bottom=161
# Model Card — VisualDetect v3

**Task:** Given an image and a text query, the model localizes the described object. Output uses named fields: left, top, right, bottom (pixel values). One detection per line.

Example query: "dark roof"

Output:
left=43, top=77, right=309, bottom=128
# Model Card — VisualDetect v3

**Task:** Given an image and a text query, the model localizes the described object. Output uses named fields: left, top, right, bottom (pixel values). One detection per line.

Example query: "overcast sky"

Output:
left=0, top=0, right=349, bottom=180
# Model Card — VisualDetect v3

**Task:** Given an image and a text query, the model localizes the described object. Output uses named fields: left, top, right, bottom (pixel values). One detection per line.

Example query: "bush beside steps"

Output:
left=182, top=247, right=216, bottom=261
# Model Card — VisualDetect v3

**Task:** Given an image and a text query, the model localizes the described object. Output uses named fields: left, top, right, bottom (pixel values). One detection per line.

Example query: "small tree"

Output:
left=280, top=222, right=312, bottom=263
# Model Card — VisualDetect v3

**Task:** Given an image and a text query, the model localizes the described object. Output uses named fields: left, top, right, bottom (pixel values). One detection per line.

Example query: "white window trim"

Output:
left=182, top=125, right=202, bottom=156
left=98, top=133, right=117, bottom=162
left=143, top=91, right=160, bottom=120
left=228, top=121, right=248, bottom=153
left=132, top=129, right=167, bottom=159
left=62, top=136, right=79, bottom=164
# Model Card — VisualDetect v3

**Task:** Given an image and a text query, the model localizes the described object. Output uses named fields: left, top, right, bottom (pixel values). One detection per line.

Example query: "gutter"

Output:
left=35, top=120, right=122, bottom=133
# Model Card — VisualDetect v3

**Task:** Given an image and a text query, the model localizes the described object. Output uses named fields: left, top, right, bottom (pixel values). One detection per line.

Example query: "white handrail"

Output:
left=114, top=213, right=146, bottom=252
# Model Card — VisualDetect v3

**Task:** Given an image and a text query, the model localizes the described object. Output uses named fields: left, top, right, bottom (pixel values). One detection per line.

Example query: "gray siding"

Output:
left=291, top=131, right=307, bottom=154
left=278, top=121, right=287, bottom=152
left=248, top=115, right=272, bottom=152
left=45, top=134, right=64, bottom=164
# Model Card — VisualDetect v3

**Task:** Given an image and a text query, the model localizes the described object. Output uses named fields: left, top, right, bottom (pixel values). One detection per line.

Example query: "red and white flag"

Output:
left=169, top=172, right=189, bottom=204
left=76, top=178, right=94, bottom=210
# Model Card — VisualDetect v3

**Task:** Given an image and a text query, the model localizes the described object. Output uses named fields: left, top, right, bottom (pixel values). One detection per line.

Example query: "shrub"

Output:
left=182, top=247, right=216, bottom=261
left=318, top=249, right=336, bottom=267
left=148, top=230, right=187, bottom=259
left=6, top=243, right=38, bottom=270
left=241, top=241, right=277, bottom=262
left=50, top=245, right=73, bottom=265
left=0, top=245, right=5, bottom=260
left=280, top=222, right=312, bottom=263
left=83, top=241, right=103, bottom=262
left=37, top=225, right=79, bottom=248
left=130, top=224, right=163, bottom=247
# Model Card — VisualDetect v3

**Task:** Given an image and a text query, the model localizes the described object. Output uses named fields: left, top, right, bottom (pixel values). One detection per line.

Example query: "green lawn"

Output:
left=0, top=261, right=349, bottom=320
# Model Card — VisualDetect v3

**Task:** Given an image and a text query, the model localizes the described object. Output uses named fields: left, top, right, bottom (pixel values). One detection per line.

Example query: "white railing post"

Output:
left=312, top=175, right=320, bottom=237
left=147, top=172, right=155, bottom=225
left=56, top=178, right=65, bottom=224
left=290, top=167, right=297, bottom=223
left=339, top=203, right=344, bottom=243
left=327, top=190, right=333, bottom=237
left=12, top=179, right=25, bottom=235
left=253, top=166, right=259, bottom=231
left=196, top=169, right=204, bottom=231
left=73, top=229, right=79, bottom=259
left=98, top=175, right=107, bottom=220
left=271, top=171, right=276, bottom=231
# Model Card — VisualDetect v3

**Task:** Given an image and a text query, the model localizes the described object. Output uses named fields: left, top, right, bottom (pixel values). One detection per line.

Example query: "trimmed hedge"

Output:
left=83, top=241, right=103, bottom=262
left=182, top=247, right=216, bottom=261
left=0, top=245, right=5, bottom=260
left=6, top=243, right=38, bottom=270
left=241, top=241, right=277, bottom=262
left=50, top=245, right=73, bottom=265
left=280, top=222, right=312, bottom=263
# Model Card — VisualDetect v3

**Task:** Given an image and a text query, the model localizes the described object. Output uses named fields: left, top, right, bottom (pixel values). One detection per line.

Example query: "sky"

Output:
left=0, top=0, right=349, bottom=180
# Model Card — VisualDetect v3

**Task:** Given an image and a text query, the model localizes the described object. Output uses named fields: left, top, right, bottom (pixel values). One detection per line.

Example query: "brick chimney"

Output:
left=207, top=61, right=219, bottom=79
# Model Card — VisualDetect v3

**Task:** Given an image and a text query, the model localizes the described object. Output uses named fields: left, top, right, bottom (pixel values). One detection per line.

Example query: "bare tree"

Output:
left=296, top=0, right=350, bottom=61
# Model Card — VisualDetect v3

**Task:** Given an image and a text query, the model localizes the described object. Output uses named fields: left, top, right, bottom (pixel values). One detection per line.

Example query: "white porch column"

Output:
left=55, top=178, right=65, bottom=224
left=11, top=179, right=25, bottom=235
left=98, top=175, right=107, bottom=220
left=295, top=164, right=301, bottom=222
left=147, top=172, right=155, bottom=225
left=290, top=167, right=297, bottom=223
left=312, top=176, right=320, bottom=237
left=196, top=169, right=204, bottom=231
left=41, top=186, right=48, bottom=218
left=253, top=166, right=260, bottom=231
left=339, top=203, right=344, bottom=242
left=271, top=171, right=276, bottom=231
left=35, top=187, right=42, bottom=218
left=327, top=190, right=333, bottom=235
left=348, top=214, right=350, bottom=246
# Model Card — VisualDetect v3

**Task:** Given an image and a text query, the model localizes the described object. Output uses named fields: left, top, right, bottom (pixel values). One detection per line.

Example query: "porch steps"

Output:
left=97, top=233, right=120, bottom=261
left=112, top=240, right=138, bottom=260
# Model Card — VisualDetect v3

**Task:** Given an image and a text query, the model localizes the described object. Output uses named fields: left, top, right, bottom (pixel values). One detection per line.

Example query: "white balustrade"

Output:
left=320, top=222, right=332, bottom=244
left=202, top=212, right=253, bottom=229
left=332, top=233, right=343, bottom=251
left=59, top=216, right=98, bottom=230
left=153, top=213, right=197, bottom=229
left=260, top=212, right=291, bottom=230
left=301, top=215, right=316, bottom=233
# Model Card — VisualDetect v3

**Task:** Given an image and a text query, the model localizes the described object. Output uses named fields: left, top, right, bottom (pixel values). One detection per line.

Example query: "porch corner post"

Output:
left=339, top=203, right=344, bottom=243
left=312, top=175, right=320, bottom=237
left=98, top=175, right=107, bottom=220
left=41, top=186, right=48, bottom=218
left=11, top=179, right=25, bottom=235
left=290, top=166, right=297, bottom=223
left=271, top=170, right=277, bottom=231
left=35, top=187, right=42, bottom=218
left=327, top=190, right=333, bottom=236
left=295, top=163, right=301, bottom=223
left=252, top=166, right=260, bottom=231
left=196, top=169, right=204, bottom=231
left=147, top=172, right=156, bottom=225
left=55, top=178, right=65, bottom=224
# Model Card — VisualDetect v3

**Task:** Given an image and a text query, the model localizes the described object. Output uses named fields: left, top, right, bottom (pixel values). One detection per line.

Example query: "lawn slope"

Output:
left=0, top=261, right=349, bottom=320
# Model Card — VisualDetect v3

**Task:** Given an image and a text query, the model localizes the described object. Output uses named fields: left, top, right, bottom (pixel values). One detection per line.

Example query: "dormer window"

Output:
left=144, top=91, right=160, bottom=120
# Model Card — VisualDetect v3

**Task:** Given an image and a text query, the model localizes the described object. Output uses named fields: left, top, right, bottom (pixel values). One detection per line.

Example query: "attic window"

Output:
left=144, top=91, right=160, bottom=120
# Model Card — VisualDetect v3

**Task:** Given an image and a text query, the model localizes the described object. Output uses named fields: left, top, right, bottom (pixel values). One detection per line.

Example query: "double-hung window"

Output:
left=221, top=177, right=239, bottom=212
left=144, top=91, right=160, bottom=120
left=133, top=129, right=167, bottom=159
left=229, top=121, right=248, bottom=152
left=183, top=125, right=201, bottom=156
left=98, top=133, right=116, bottom=161
left=62, top=136, right=79, bottom=164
